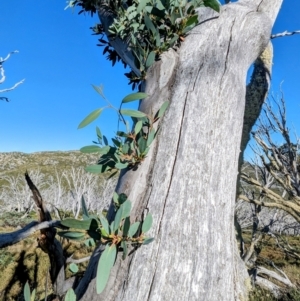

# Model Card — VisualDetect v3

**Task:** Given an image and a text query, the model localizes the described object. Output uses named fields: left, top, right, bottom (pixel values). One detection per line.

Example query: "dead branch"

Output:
left=271, top=30, right=300, bottom=39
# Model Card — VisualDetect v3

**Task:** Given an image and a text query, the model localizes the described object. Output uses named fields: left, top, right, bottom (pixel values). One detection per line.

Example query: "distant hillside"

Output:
left=0, top=151, right=99, bottom=183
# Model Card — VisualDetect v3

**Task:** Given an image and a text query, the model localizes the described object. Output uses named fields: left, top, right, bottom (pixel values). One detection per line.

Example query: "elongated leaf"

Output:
left=24, top=282, right=30, bottom=301
left=137, top=0, right=148, bottom=13
left=30, top=289, right=36, bottom=301
left=120, top=109, right=146, bottom=118
left=185, top=14, right=198, bottom=27
left=99, top=214, right=110, bottom=235
left=146, top=51, right=156, bottom=69
left=122, top=217, right=130, bottom=237
left=92, top=84, right=105, bottom=98
left=122, top=92, right=148, bottom=103
left=96, top=126, right=102, bottom=139
left=69, top=263, right=79, bottom=273
left=138, top=137, right=147, bottom=154
left=57, top=231, right=85, bottom=240
left=143, top=237, right=155, bottom=245
left=65, top=288, right=76, bottom=301
left=113, top=206, right=123, bottom=233
left=121, top=200, right=132, bottom=219
left=61, top=218, right=92, bottom=230
left=142, top=213, right=153, bottom=233
left=96, top=244, right=117, bottom=294
left=121, top=241, right=128, bottom=260
left=80, top=145, right=110, bottom=154
left=81, top=195, right=89, bottom=218
left=78, top=108, right=103, bottom=129
left=147, top=128, right=156, bottom=147
left=128, top=222, right=140, bottom=237
left=134, top=120, right=143, bottom=135
left=144, top=14, right=156, bottom=36
left=115, top=162, right=129, bottom=169
left=203, top=0, right=220, bottom=12
left=156, top=101, right=169, bottom=119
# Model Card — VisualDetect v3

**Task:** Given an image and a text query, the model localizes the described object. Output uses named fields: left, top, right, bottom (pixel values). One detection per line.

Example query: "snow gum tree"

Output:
left=0, top=1, right=286, bottom=300
left=71, top=0, right=284, bottom=300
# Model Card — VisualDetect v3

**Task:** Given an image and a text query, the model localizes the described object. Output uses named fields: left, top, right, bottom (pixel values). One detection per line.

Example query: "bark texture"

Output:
left=78, top=1, right=283, bottom=300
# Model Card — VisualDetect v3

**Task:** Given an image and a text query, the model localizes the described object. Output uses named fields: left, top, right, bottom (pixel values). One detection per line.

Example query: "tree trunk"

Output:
left=76, top=1, right=283, bottom=300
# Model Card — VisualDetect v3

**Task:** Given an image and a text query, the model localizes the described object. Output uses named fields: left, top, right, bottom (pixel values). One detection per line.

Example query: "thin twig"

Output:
left=271, top=30, right=300, bottom=39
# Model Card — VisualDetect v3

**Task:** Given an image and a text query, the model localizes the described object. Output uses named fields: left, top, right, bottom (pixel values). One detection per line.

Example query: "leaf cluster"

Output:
left=57, top=194, right=154, bottom=295
left=78, top=85, right=169, bottom=176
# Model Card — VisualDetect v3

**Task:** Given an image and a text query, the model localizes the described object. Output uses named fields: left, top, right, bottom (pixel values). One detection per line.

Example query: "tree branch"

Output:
left=271, top=30, right=300, bottom=39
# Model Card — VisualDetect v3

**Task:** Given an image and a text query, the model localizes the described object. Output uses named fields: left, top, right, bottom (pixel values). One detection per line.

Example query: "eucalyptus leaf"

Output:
left=99, top=213, right=110, bottom=235
left=120, top=109, right=147, bottom=118
left=142, top=237, right=155, bottom=245
left=92, top=84, right=105, bottom=98
left=121, top=200, right=132, bottom=219
left=80, top=145, right=110, bottom=154
left=146, top=51, right=156, bottom=69
left=96, top=244, right=117, bottom=294
left=203, top=0, right=220, bottom=12
left=142, top=213, right=153, bottom=233
left=85, top=164, right=105, bottom=174
left=78, top=108, right=103, bottom=129
left=134, top=120, right=143, bottom=134
left=96, top=126, right=102, bottom=139
left=24, top=282, right=30, bottom=301
left=61, top=218, right=92, bottom=230
left=81, top=195, right=89, bottom=218
left=147, top=128, right=156, bottom=147
left=57, top=231, right=85, bottom=240
left=144, top=14, right=156, bottom=36
left=65, top=288, right=77, bottom=301
left=156, top=101, right=169, bottom=119
left=122, top=217, right=131, bottom=237
left=69, top=263, right=79, bottom=273
left=115, top=162, right=129, bottom=169
left=113, top=206, right=123, bottom=233
left=121, top=240, right=128, bottom=260
left=122, top=92, right=148, bottom=103
left=185, top=14, right=198, bottom=27
left=128, top=222, right=140, bottom=237
left=137, top=0, right=148, bottom=13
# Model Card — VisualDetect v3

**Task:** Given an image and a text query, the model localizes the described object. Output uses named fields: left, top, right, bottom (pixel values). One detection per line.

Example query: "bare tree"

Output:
left=0, top=51, right=25, bottom=101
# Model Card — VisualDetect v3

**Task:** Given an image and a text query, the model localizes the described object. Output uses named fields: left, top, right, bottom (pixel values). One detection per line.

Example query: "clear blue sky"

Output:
left=0, top=1, right=300, bottom=153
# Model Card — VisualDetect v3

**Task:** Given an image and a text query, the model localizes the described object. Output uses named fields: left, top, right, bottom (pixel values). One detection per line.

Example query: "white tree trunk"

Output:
left=77, top=1, right=283, bottom=300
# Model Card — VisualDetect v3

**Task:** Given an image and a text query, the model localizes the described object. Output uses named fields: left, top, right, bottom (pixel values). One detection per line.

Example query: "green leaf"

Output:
left=122, top=143, right=130, bottom=154
left=113, top=192, right=119, bottom=205
left=115, top=162, right=129, bottom=170
left=30, top=289, right=36, bottom=301
left=61, top=218, right=92, bottom=230
left=96, top=244, right=117, bottom=294
left=120, top=109, right=147, bottom=118
left=92, top=84, right=105, bottom=98
left=57, top=231, right=85, bottom=240
left=128, top=222, right=140, bottom=237
left=80, top=145, right=110, bottom=154
left=185, top=14, right=198, bottom=27
left=146, top=51, right=156, bottom=69
left=134, top=120, right=143, bottom=135
left=99, top=214, right=110, bottom=235
left=65, top=288, right=77, bottom=301
left=122, top=217, right=131, bottom=237
left=113, top=206, right=123, bottom=233
left=203, top=0, right=220, bottom=12
left=147, top=128, right=156, bottom=147
left=142, top=237, right=155, bottom=245
left=81, top=195, right=89, bottom=218
left=69, top=263, right=79, bottom=273
left=78, top=108, right=103, bottom=129
left=144, top=14, right=156, bottom=36
left=122, top=92, right=148, bottom=103
left=138, top=137, right=147, bottom=154
left=156, top=101, right=169, bottom=119
left=96, top=126, right=103, bottom=139
left=112, top=138, right=121, bottom=147
left=137, top=0, right=148, bottom=13
left=142, top=213, right=153, bottom=233
left=121, top=200, right=132, bottom=219
left=87, top=230, right=101, bottom=241
left=84, top=238, right=96, bottom=247
left=24, top=282, right=30, bottom=301
left=121, top=241, right=128, bottom=260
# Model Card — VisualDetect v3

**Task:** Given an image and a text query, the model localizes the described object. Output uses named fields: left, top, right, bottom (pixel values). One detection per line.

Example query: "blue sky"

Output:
left=0, top=1, right=300, bottom=154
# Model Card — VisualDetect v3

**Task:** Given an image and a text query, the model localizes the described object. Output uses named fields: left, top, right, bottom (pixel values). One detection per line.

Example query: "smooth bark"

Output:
left=77, top=1, right=283, bottom=300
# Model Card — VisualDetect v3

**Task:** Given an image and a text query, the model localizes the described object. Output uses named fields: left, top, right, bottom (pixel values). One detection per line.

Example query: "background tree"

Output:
left=0, top=51, right=25, bottom=102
